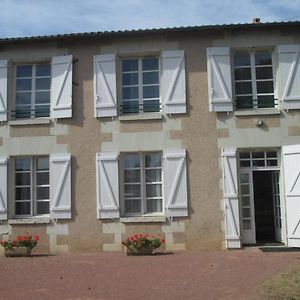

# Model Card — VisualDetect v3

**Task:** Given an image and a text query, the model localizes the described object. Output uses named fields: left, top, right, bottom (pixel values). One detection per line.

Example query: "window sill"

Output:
left=120, top=216, right=167, bottom=223
left=119, top=113, right=163, bottom=121
left=234, top=109, right=281, bottom=116
left=8, top=119, right=51, bottom=126
left=8, top=217, right=51, bottom=225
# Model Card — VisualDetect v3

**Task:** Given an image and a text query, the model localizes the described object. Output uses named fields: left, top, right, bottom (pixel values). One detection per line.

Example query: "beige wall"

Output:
left=1, top=27, right=300, bottom=253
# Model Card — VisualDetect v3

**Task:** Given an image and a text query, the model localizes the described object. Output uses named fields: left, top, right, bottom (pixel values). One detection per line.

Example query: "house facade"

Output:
left=0, top=21, right=300, bottom=253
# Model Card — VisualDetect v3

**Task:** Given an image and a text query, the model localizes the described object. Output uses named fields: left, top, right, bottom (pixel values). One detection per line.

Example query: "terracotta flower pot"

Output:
left=126, top=246, right=154, bottom=256
left=4, top=247, right=32, bottom=257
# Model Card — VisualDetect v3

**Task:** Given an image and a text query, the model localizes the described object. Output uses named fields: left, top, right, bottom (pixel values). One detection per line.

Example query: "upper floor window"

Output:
left=233, top=51, right=275, bottom=110
left=14, top=64, right=51, bottom=119
left=121, top=57, right=160, bottom=114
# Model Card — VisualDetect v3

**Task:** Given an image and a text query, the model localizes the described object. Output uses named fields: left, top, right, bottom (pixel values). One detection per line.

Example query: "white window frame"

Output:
left=120, top=151, right=164, bottom=217
left=14, top=156, right=50, bottom=218
left=233, top=50, right=277, bottom=110
left=120, top=56, right=161, bottom=114
left=14, top=63, right=51, bottom=119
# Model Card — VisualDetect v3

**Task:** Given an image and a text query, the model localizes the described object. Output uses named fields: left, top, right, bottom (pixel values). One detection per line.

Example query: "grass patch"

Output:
left=260, top=265, right=300, bottom=299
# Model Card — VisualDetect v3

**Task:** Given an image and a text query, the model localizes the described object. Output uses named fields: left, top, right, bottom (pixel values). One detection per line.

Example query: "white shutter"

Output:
left=161, top=50, right=186, bottom=114
left=50, top=154, right=71, bottom=219
left=0, top=60, right=8, bottom=122
left=96, top=152, right=119, bottom=219
left=51, top=55, right=73, bottom=118
left=0, top=157, right=7, bottom=220
left=163, top=149, right=188, bottom=217
left=94, top=54, right=117, bottom=117
left=207, top=47, right=233, bottom=112
left=282, top=144, right=300, bottom=247
left=222, top=148, right=241, bottom=248
left=277, top=45, right=300, bottom=109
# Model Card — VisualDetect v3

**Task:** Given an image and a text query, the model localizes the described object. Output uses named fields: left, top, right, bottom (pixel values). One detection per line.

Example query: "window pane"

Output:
left=143, top=100, right=160, bottom=112
left=240, top=173, right=249, bottom=184
left=15, top=158, right=31, bottom=171
left=122, top=73, right=138, bottom=86
left=124, top=154, right=140, bottom=168
left=125, top=199, right=141, bottom=213
left=142, top=58, right=158, bottom=71
left=36, top=78, right=51, bottom=90
left=143, top=72, right=159, bottom=84
left=241, top=185, right=249, bottom=195
left=122, top=60, right=138, bottom=72
left=252, top=160, right=265, bottom=167
left=266, top=151, right=277, bottom=158
left=15, top=202, right=30, bottom=215
left=242, top=208, right=251, bottom=218
left=124, top=170, right=140, bottom=183
left=37, top=201, right=50, bottom=214
left=122, top=87, right=138, bottom=100
left=243, top=219, right=252, bottom=229
left=37, top=157, right=49, bottom=170
left=15, top=173, right=30, bottom=186
left=17, top=65, right=32, bottom=78
left=242, top=196, right=250, bottom=206
left=252, top=152, right=264, bottom=158
left=35, top=105, right=50, bottom=117
left=122, top=100, right=139, bottom=114
left=256, top=81, right=274, bottom=93
left=36, top=173, right=49, bottom=185
left=16, top=79, right=32, bottom=91
left=15, top=106, right=31, bottom=119
left=240, top=160, right=251, bottom=167
left=240, top=152, right=250, bottom=159
left=235, top=81, right=252, bottom=95
left=146, top=184, right=162, bottom=198
left=257, top=95, right=275, bottom=108
left=36, top=64, right=51, bottom=77
left=256, top=67, right=273, bottom=79
left=147, top=199, right=162, bottom=213
left=15, top=187, right=31, bottom=200
left=124, top=184, right=141, bottom=198
left=234, top=53, right=250, bottom=66
left=16, top=92, right=31, bottom=105
left=255, top=52, right=272, bottom=65
left=234, top=68, right=251, bottom=80
left=145, top=153, right=161, bottom=168
left=143, top=85, right=159, bottom=99
left=267, top=160, right=278, bottom=166
left=35, top=91, right=50, bottom=104
left=235, top=96, right=253, bottom=109
left=37, top=187, right=49, bottom=200
left=146, top=169, right=162, bottom=182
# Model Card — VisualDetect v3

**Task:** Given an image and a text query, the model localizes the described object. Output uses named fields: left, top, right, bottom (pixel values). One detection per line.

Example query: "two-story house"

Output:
left=0, top=20, right=300, bottom=253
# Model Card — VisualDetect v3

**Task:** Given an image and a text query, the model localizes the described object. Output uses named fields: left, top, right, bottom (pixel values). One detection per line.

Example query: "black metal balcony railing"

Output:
left=119, top=101, right=161, bottom=115
left=11, top=107, right=50, bottom=119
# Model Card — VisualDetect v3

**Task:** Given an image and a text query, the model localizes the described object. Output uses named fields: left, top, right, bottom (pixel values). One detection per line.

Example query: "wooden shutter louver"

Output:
left=207, top=47, right=233, bottom=112
left=163, top=149, right=188, bottom=217
left=0, top=157, right=7, bottom=220
left=96, top=152, right=120, bottom=219
left=51, top=55, right=73, bottom=118
left=50, top=154, right=71, bottom=219
left=222, top=148, right=241, bottom=248
left=94, top=54, right=117, bottom=117
left=277, top=44, right=300, bottom=110
left=161, top=50, right=187, bottom=114
left=0, top=60, right=8, bottom=121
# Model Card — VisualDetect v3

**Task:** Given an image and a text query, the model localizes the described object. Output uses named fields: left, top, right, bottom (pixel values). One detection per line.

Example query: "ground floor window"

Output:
left=121, top=152, right=163, bottom=216
left=14, top=156, right=49, bottom=217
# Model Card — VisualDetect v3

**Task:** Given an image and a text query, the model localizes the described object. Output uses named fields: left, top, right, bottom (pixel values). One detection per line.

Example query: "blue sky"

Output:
left=1, top=0, right=300, bottom=38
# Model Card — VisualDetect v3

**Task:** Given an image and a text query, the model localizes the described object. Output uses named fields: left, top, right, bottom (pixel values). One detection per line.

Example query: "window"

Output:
left=14, top=64, right=51, bottom=119
left=14, top=156, right=49, bottom=217
left=239, top=151, right=278, bottom=168
left=121, top=57, right=160, bottom=114
left=233, top=51, right=275, bottom=110
left=121, top=152, right=163, bottom=215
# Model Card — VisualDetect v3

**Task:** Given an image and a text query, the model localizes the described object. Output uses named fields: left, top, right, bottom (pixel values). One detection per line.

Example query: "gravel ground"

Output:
left=0, top=249, right=299, bottom=300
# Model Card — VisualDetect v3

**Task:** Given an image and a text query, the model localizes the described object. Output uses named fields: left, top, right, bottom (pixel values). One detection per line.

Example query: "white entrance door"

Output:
left=240, top=170, right=256, bottom=244
left=272, top=171, right=282, bottom=242
left=283, top=145, right=300, bottom=247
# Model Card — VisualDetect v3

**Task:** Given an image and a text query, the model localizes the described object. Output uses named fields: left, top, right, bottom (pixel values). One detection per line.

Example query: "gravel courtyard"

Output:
left=0, top=249, right=299, bottom=300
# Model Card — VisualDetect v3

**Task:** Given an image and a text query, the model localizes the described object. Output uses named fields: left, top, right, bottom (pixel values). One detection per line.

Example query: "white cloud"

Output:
left=0, top=0, right=299, bottom=38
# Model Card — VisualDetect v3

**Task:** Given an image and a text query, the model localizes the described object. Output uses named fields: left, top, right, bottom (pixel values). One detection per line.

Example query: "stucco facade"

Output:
left=1, top=22, right=300, bottom=253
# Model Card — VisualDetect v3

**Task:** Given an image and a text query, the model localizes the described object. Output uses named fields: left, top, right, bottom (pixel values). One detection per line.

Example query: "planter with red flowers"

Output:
left=122, top=234, right=165, bottom=255
left=1, top=234, right=39, bottom=257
